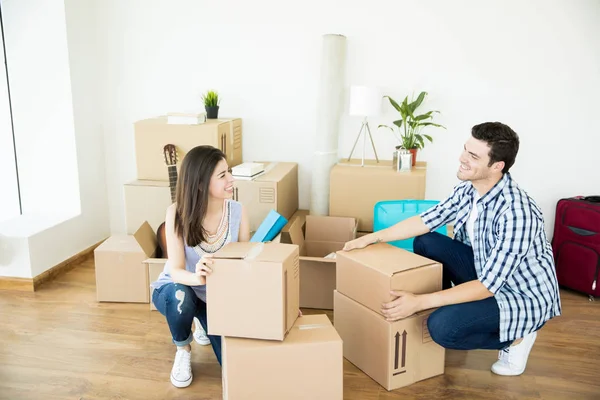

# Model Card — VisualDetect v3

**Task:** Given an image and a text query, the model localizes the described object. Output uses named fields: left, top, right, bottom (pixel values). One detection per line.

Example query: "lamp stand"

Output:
left=347, top=117, right=379, bottom=166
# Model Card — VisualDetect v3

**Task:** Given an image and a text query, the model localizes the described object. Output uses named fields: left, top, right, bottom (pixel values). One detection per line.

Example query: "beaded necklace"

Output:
left=194, top=200, right=231, bottom=255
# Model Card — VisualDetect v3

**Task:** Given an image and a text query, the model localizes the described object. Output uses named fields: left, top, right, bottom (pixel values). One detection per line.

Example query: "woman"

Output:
left=150, top=145, right=250, bottom=388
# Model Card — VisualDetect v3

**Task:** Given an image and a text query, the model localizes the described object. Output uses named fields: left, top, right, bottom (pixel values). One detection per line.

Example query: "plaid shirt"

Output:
left=420, top=173, right=562, bottom=342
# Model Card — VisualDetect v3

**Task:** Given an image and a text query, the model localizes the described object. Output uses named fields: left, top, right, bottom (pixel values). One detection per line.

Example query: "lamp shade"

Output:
left=348, top=85, right=382, bottom=117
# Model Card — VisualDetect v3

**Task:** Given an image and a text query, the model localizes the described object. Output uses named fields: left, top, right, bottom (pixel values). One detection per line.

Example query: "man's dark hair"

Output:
left=471, top=122, right=519, bottom=174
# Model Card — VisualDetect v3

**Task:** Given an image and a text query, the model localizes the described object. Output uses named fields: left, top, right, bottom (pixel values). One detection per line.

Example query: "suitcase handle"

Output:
left=583, top=196, right=600, bottom=203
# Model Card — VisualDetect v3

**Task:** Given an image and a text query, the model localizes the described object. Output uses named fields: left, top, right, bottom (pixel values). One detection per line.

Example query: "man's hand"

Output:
left=381, top=290, right=422, bottom=322
left=343, top=235, right=376, bottom=251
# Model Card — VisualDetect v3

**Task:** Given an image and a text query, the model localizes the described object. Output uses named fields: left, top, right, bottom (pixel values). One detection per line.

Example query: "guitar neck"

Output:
left=167, top=166, right=177, bottom=203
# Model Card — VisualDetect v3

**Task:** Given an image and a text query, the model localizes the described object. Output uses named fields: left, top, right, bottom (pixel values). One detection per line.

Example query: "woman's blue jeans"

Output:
left=152, top=283, right=222, bottom=365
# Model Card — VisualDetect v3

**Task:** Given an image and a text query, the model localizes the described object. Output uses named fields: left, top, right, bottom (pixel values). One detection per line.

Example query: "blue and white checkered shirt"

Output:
left=420, top=173, right=562, bottom=342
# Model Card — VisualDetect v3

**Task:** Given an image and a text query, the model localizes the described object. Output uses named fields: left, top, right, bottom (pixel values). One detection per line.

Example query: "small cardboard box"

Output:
left=145, top=258, right=167, bottom=310
left=124, top=180, right=172, bottom=234
left=134, top=116, right=242, bottom=181
left=94, top=221, right=157, bottom=303
left=232, top=162, right=298, bottom=232
left=329, top=159, right=426, bottom=232
left=334, top=290, right=445, bottom=391
left=222, top=314, right=343, bottom=400
left=287, top=215, right=356, bottom=310
left=207, top=242, right=300, bottom=341
left=336, top=243, right=442, bottom=316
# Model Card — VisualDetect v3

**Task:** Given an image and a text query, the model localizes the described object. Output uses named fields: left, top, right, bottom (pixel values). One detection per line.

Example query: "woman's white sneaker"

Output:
left=193, top=317, right=211, bottom=346
left=491, top=331, right=537, bottom=376
left=170, top=348, right=192, bottom=388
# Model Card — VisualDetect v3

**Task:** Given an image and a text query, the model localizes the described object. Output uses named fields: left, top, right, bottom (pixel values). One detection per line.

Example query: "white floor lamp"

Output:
left=347, top=85, right=382, bottom=166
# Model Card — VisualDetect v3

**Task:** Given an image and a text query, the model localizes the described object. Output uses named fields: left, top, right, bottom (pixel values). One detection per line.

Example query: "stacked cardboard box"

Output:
left=334, top=243, right=446, bottom=391
left=329, top=159, right=427, bottom=233
left=207, top=241, right=343, bottom=399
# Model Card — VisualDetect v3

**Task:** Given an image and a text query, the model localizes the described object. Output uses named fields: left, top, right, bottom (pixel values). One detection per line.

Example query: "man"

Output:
left=343, top=122, right=561, bottom=376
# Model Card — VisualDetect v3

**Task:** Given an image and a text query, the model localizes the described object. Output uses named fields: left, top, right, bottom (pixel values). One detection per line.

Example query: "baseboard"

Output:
left=0, top=239, right=104, bottom=292
left=0, top=277, right=34, bottom=292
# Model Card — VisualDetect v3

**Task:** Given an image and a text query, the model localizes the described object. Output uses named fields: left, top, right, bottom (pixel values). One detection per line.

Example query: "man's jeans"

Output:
left=152, top=283, right=222, bottom=365
left=413, top=232, right=512, bottom=350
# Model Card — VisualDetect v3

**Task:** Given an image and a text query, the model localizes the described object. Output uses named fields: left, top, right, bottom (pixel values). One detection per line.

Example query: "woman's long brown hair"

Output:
left=174, top=145, right=226, bottom=247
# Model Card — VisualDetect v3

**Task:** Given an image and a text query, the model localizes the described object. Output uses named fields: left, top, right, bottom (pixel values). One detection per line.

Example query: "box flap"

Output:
left=337, top=243, right=436, bottom=276
left=287, top=216, right=305, bottom=248
left=305, top=215, right=356, bottom=242
left=95, top=234, right=142, bottom=254
left=213, top=242, right=259, bottom=259
left=253, top=243, right=297, bottom=262
left=133, top=221, right=158, bottom=257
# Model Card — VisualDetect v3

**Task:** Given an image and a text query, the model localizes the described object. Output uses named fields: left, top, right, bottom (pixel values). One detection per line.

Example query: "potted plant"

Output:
left=202, top=90, right=221, bottom=119
left=378, top=91, right=445, bottom=166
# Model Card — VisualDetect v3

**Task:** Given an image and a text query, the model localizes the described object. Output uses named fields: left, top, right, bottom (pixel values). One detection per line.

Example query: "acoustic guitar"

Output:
left=156, top=144, right=178, bottom=258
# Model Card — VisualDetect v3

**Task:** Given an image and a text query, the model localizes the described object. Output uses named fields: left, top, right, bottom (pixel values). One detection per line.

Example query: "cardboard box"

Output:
left=124, top=180, right=172, bottom=234
left=287, top=215, right=356, bottom=310
left=233, top=162, right=298, bottom=232
left=222, top=314, right=343, bottom=400
left=134, top=116, right=242, bottom=181
left=94, top=221, right=157, bottom=303
left=336, top=243, right=442, bottom=316
left=207, top=242, right=300, bottom=341
left=329, top=159, right=426, bottom=232
left=145, top=258, right=167, bottom=310
left=334, top=290, right=445, bottom=391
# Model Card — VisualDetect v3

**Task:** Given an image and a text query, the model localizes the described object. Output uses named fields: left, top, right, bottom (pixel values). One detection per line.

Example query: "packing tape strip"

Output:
left=297, top=323, right=330, bottom=330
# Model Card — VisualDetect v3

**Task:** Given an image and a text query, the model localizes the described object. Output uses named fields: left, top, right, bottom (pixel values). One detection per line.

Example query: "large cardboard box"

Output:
left=207, top=242, right=300, bottom=341
left=94, top=221, right=157, bottom=303
left=134, top=116, right=242, bottom=181
left=336, top=243, right=442, bottom=316
left=329, top=159, right=426, bottom=232
left=282, top=215, right=356, bottom=310
left=334, top=290, right=445, bottom=391
left=145, top=258, right=167, bottom=311
left=233, top=162, right=298, bottom=232
left=124, top=180, right=172, bottom=234
left=222, top=314, right=343, bottom=400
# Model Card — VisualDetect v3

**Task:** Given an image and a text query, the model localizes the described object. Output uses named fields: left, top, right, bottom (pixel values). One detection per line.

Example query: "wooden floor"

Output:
left=1, top=256, right=599, bottom=400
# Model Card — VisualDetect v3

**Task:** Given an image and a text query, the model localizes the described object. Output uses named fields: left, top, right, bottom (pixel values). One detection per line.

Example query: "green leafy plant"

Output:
left=201, top=90, right=220, bottom=107
left=378, top=91, right=445, bottom=150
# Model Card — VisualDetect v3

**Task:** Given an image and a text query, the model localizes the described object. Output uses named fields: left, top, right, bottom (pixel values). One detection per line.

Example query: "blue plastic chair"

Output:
left=373, top=200, right=447, bottom=252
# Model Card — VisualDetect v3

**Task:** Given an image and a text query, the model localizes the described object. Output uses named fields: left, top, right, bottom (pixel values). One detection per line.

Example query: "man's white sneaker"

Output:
left=193, top=317, right=211, bottom=346
left=170, top=348, right=192, bottom=388
left=491, top=331, right=537, bottom=376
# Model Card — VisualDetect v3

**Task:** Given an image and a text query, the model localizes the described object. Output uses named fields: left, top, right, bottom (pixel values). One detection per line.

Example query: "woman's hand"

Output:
left=195, top=254, right=214, bottom=285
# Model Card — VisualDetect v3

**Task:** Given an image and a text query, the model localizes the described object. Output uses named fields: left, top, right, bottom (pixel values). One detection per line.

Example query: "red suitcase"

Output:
left=552, top=196, right=600, bottom=299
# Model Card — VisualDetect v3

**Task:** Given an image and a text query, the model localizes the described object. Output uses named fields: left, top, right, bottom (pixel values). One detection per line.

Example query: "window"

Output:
left=0, top=5, right=21, bottom=224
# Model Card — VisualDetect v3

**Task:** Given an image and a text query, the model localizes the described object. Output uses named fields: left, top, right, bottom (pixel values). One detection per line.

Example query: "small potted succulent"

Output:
left=202, top=90, right=221, bottom=119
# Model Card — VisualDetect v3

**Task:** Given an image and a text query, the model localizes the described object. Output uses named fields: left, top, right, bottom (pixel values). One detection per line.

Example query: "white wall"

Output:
left=0, top=0, right=109, bottom=278
left=100, top=0, right=600, bottom=237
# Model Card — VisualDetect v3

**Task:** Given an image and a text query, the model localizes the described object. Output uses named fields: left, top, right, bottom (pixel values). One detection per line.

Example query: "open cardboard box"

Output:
left=284, top=214, right=357, bottom=309
left=93, top=221, right=157, bottom=303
